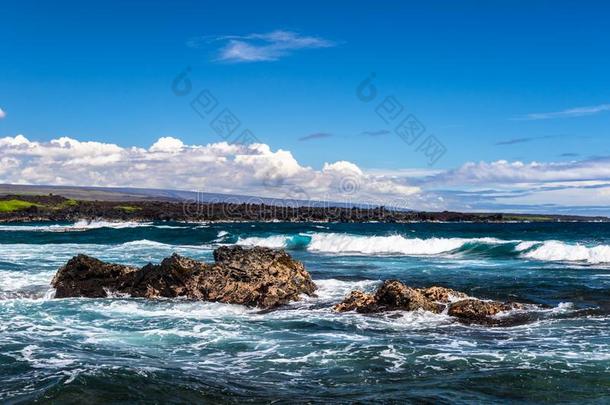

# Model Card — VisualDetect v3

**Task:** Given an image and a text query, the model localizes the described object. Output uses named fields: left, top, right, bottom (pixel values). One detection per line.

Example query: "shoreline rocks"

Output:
left=52, top=248, right=529, bottom=324
left=334, top=279, right=525, bottom=324
left=52, top=246, right=317, bottom=308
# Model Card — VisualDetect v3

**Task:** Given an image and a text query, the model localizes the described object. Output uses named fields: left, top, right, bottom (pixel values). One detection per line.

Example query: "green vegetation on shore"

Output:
left=0, top=199, right=41, bottom=212
left=115, top=205, right=142, bottom=213
left=0, top=193, right=607, bottom=223
left=502, top=215, right=555, bottom=222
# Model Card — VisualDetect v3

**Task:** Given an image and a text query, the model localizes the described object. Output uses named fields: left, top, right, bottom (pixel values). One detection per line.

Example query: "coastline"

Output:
left=0, top=193, right=607, bottom=224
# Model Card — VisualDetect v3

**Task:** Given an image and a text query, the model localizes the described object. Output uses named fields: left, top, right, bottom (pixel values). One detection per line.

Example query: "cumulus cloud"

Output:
left=0, top=135, right=420, bottom=203
left=516, top=104, right=610, bottom=120
left=3, top=134, right=610, bottom=214
left=201, top=30, right=337, bottom=63
left=0, top=108, right=6, bottom=119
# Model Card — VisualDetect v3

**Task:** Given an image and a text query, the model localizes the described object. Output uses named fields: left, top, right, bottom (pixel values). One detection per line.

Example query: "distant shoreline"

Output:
left=1, top=193, right=607, bottom=224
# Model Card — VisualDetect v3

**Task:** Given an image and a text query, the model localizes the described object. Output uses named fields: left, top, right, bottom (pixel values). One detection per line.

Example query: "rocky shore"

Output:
left=334, top=280, right=526, bottom=325
left=3, top=194, right=607, bottom=223
left=53, top=246, right=317, bottom=308
left=52, top=246, right=535, bottom=324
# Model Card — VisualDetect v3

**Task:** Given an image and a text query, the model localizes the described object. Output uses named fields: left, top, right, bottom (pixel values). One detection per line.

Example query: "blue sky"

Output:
left=1, top=1, right=610, bottom=214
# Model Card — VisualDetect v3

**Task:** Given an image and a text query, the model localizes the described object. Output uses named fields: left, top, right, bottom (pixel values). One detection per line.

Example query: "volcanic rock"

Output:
left=334, top=280, right=525, bottom=324
left=447, top=299, right=524, bottom=322
left=52, top=246, right=316, bottom=308
left=333, top=290, right=377, bottom=313
left=52, top=254, right=138, bottom=298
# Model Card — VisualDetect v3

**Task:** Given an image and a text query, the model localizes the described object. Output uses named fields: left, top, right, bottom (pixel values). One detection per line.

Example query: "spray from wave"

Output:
left=236, top=232, right=610, bottom=264
left=520, top=241, right=610, bottom=264
left=0, top=220, right=157, bottom=232
left=237, top=233, right=508, bottom=255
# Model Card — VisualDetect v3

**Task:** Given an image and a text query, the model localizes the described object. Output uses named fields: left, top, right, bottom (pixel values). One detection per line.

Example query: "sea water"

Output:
left=1, top=221, right=609, bottom=403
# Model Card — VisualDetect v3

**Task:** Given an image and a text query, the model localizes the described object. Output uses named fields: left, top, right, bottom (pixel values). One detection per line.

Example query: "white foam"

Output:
left=237, top=232, right=509, bottom=256
left=0, top=220, right=154, bottom=232
left=515, top=241, right=538, bottom=251
left=0, top=269, right=54, bottom=292
left=237, top=235, right=290, bottom=248
left=522, top=240, right=610, bottom=264
left=307, top=233, right=504, bottom=255
left=312, top=278, right=380, bottom=301
left=85, top=300, right=252, bottom=319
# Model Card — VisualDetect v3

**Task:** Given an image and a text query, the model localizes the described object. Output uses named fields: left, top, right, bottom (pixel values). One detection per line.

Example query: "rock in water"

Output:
left=334, top=280, right=526, bottom=324
left=333, top=290, right=377, bottom=313
left=373, top=280, right=442, bottom=312
left=418, top=286, right=467, bottom=303
left=447, top=299, right=524, bottom=323
left=52, top=246, right=316, bottom=308
left=206, top=246, right=317, bottom=308
left=52, top=254, right=138, bottom=298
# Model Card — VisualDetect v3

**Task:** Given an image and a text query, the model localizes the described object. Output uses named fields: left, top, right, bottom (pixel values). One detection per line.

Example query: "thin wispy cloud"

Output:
left=191, top=30, right=337, bottom=63
left=495, top=137, right=533, bottom=146
left=495, top=134, right=567, bottom=146
left=0, top=108, right=6, bottom=119
left=298, top=132, right=333, bottom=141
left=361, top=130, right=390, bottom=137
left=515, top=104, right=610, bottom=120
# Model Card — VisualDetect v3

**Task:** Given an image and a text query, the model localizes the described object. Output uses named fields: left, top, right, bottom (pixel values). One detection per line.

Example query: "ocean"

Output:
left=1, top=221, right=610, bottom=403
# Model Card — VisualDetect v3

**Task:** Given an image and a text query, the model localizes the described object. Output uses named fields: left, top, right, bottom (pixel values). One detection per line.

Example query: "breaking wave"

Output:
left=236, top=232, right=610, bottom=263
left=521, top=240, right=610, bottom=264
left=237, top=233, right=508, bottom=255
left=0, top=220, right=159, bottom=232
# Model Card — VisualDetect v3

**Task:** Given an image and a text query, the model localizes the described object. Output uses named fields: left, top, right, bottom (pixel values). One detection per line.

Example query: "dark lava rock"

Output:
left=52, top=246, right=316, bottom=308
left=447, top=299, right=524, bottom=323
left=334, top=280, right=526, bottom=325
left=52, top=255, right=138, bottom=298
left=373, top=280, right=442, bottom=313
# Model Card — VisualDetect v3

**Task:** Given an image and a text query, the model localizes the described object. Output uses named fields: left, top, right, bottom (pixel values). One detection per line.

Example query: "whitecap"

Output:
left=237, top=232, right=512, bottom=256
left=521, top=240, right=610, bottom=264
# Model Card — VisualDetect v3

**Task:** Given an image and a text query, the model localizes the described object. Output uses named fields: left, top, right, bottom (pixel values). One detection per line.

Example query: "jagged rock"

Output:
left=333, top=290, right=377, bottom=313
left=334, top=280, right=526, bottom=324
left=374, top=280, right=442, bottom=312
left=51, top=246, right=316, bottom=308
left=52, top=254, right=138, bottom=298
left=418, top=286, right=467, bottom=303
left=448, top=299, right=524, bottom=322
left=130, top=254, right=202, bottom=299
left=333, top=280, right=441, bottom=313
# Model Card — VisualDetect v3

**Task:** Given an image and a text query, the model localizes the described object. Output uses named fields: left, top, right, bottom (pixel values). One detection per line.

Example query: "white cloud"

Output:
left=206, top=30, right=336, bottom=63
left=429, top=159, right=610, bottom=187
left=0, top=135, right=419, bottom=203
left=0, top=108, right=6, bottom=119
left=516, top=103, right=610, bottom=120
left=418, top=157, right=610, bottom=213
left=149, top=136, right=184, bottom=152
left=3, top=133, right=610, bottom=214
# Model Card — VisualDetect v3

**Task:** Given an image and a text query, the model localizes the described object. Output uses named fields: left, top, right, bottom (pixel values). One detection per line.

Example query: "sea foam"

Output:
left=238, top=232, right=507, bottom=255
left=521, top=240, right=610, bottom=264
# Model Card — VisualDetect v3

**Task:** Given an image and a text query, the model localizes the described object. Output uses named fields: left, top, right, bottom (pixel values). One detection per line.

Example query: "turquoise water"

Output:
left=1, top=221, right=610, bottom=403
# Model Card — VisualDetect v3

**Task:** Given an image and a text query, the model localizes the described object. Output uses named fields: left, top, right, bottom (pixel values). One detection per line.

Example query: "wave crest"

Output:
left=522, top=241, right=610, bottom=264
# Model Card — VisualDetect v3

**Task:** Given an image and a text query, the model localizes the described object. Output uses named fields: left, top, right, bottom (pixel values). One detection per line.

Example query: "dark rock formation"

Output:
left=52, top=255, right=138, bottom=298
left=334, top=280, right=526, bottom=324
left=419, top=286, right=467, bottom=303
left=52, top=246, right=316, bottom=308
left=333, top=290, right=378, bottom=313
left=447, top=299, right=524, bottom=323
left=5, top=193, right=606, bottom=224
